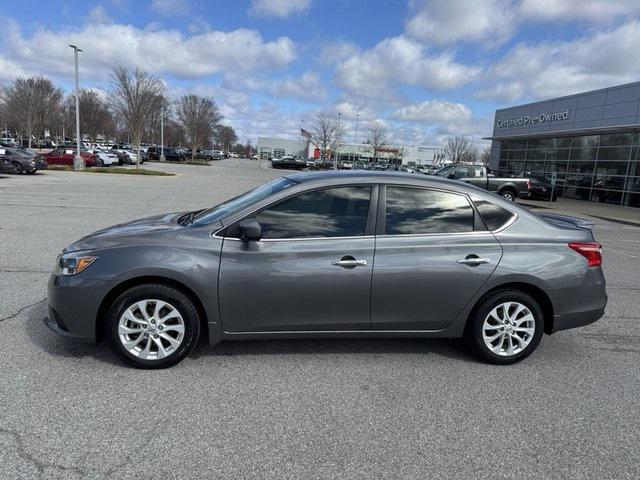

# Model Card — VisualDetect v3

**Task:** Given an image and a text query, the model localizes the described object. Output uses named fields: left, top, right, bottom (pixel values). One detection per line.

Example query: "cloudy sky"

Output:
left=2, top=0, right=640, bottom=146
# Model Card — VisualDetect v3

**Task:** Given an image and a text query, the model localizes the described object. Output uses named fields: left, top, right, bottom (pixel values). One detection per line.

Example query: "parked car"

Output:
left=250, top=154, right=259, bottom=160
left=161, top=148, right=187, bottom=162
left=0, top=148, right=15, bottom=174
left=434, top=164, right=531, bottom=201
left=1, top=146, right=42, bottom=174
left=45, top=170, right=607, bottom=368
left=89, top=149, right=119, bottom=167
left=42, top=148, right=97, bottom=167
left=111, top=146, right=139, bottom=165
left=147, top=146, right=162, bottom=160
left=271, top=155, right=306, bottom=170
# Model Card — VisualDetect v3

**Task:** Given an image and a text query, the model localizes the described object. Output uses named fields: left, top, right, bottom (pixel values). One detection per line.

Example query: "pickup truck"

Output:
left=433, top=164, right=531, bottom=201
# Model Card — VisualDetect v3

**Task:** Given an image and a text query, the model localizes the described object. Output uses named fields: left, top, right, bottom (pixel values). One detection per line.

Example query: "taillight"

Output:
left=526, top=179, right=531, bottom=190
left=569, top=242, right=602, bottom=267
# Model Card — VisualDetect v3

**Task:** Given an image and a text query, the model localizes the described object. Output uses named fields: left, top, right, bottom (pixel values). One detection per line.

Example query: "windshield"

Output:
left=191, top=177, right=296, bottom=226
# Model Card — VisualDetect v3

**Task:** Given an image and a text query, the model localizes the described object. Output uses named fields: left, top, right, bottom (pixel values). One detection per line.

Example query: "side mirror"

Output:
left=238, top=217, right=262, bottom=241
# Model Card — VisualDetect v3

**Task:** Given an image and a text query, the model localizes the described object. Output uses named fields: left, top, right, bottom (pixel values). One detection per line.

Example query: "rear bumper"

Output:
left=552, top=301, right=607, bottom=333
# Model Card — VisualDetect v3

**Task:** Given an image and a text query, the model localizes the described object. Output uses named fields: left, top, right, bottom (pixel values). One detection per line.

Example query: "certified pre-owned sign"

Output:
left=496, top=110, right=570, bottom=128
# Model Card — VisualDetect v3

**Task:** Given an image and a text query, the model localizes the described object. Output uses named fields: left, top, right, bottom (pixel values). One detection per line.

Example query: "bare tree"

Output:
left=444, top=135, right=476, bottom=164
left=109, top=66, right=164, bottom=168
left=308, top=112, right=343, bottom=167
left=175, top=94, right=222, bottom=161
left=1, top=76, right=63, bottom=148
left=479, top=146, right=491, bottom=166
left=365, top=121, right=390, bottom=163
left=65, top=89, right=113, bottom=144
left=216, top=125, right=237, bottom=153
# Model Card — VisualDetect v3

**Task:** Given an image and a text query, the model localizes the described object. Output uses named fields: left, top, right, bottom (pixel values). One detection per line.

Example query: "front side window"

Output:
left=384, top=187, right=474, bottom=235
left=256, top=186, right=371, bottom=239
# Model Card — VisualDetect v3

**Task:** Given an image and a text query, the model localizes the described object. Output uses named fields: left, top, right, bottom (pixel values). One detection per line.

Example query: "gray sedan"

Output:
left=46, top=171, right=607, bottom=368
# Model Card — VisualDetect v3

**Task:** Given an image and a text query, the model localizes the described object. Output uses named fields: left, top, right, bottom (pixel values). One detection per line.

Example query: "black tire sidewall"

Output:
left=106, top=284, right=200, bottom=369
left=466, top=290, right=544, bottom=365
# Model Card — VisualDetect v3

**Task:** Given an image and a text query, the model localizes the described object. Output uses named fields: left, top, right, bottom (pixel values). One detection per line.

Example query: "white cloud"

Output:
left=86, top=6, right=112, bottom=24
left=391, top=99, right=472, bottom=124
left=319, top=41, right=359, bottom=65
left=250, top=0, right=312, bottom=18
left=406, top=0, right=515, bottom=46
left=519, top=0, right=640, bottom=22
left=150, top=0, right=190, bottom=16
left=269, top=72, right=327, bottom=102
left=482, top=20, right=640, bottom=101
left=3, top=21, right=296, bottom=81
left=334, top=36, right=481, bottom=97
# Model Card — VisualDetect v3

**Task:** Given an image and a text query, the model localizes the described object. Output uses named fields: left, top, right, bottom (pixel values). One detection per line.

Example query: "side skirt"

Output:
left=221, top=329, right=455, bottom=342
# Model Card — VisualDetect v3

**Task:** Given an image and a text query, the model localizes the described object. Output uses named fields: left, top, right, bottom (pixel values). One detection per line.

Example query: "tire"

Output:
left=106, top=284, right=201, bottom=369
left=464, top=290, right=544, bottom=365
left=500, top=189, right=517, bottom=202
left=11, top=161, right=23, bottom=174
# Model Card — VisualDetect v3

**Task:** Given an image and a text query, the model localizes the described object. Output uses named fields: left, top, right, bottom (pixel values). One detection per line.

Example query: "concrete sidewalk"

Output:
left=520, top=196, right=640, bottom=226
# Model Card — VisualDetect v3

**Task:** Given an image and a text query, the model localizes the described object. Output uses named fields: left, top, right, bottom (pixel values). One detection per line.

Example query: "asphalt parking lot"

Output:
left=1, top=159, right=639, bottom=479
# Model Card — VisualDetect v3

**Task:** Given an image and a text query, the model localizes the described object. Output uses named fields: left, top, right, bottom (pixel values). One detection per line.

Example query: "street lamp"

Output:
left=69, top=44, right=84, bottom=171
left=160, top=98, right=166, bottom=162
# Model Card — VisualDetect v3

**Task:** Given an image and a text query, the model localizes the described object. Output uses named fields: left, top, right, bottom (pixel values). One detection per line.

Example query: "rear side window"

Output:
left=257, top=186, right=372, bottom=239
left=384, top=187, right=474, bottom=235
left=471, top=196, right=515, bottom=230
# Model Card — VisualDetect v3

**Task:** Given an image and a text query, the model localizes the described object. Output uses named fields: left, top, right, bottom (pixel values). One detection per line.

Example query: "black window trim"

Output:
left=220, top=183, right=379, bottom=241
left=376, top=184, right=482, bottom=237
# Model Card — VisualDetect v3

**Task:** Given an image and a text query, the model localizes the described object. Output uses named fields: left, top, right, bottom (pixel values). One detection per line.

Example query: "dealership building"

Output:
left=487, top=81, right=640, bottom=209
left=257, top=137, right=445, bottom=166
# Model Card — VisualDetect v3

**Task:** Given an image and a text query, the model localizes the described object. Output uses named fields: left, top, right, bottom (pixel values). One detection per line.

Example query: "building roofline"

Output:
left=494, top=80, right=640, bottom=113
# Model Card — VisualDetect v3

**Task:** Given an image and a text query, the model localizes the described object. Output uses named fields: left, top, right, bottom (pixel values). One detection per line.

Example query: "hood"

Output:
left=64, top=212, right=184, bottom=253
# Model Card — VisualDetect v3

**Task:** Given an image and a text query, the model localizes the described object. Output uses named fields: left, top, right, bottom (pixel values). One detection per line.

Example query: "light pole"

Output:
left=334, top=112, right=341, bottom=170
left=353, top=112, right=360, bottom=163
left=69, top=44, right=84, bottom=171
left=160, top=98, right=166, bottom=162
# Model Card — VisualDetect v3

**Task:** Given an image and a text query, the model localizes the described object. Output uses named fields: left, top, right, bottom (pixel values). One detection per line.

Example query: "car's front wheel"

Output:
left=464, top=290, right=544, bottom=364
left=106, top=284, right=201, bottom=369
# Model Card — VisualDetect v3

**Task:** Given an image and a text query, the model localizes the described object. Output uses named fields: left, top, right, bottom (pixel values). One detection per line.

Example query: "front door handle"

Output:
left=457, top=256, right=491, bottom=266
left=331, top=256, right=367, bottom=269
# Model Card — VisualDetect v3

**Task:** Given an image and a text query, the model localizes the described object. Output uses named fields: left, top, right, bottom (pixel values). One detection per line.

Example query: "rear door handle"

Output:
left=457, top=257, right=491, bottom=266
left=331, top=257, right=367, bottom=268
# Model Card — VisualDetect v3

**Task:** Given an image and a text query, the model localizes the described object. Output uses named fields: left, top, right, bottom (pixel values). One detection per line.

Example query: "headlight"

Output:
left=55, top=252, right=98, bottom=276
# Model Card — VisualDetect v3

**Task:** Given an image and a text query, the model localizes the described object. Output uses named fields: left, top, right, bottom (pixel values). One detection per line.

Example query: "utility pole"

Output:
left=69, top=45, right=84, bottom=171
left=160, top=98, right=166, bottom=162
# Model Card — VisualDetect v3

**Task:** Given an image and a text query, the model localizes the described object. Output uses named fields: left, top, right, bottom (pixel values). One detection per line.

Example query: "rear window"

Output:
left=471, top=196, right=515, bottom=231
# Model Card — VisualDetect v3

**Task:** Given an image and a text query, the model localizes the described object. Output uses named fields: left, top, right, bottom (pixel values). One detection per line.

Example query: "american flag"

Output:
left=300, top=128, right=311, bottom=138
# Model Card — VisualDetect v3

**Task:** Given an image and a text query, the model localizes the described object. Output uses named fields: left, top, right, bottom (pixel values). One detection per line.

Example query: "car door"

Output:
left=371, top=185, right=502, bottom=330
left=219, top=184, right=377, bottom=333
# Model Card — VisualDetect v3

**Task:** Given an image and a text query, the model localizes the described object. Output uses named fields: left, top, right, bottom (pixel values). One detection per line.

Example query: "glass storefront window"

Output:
left=597, top=147, right=631, bottom=161
left=600, top=133, right=635, bottom=146
left=570, top=147, right=598, bottom=161
left=495, top=130, right=639, bottom=207
left=571, top=135, right=600, bottom=148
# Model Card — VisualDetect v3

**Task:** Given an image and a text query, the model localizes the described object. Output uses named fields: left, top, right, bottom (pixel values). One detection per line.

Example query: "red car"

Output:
left=42, top=148, right=98, bottom=167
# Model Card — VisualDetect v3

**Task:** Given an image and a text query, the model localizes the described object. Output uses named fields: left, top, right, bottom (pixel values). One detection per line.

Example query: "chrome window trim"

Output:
left=218, top=234, right=376, bottom=243
left=490, top=212, right=519, bottom=233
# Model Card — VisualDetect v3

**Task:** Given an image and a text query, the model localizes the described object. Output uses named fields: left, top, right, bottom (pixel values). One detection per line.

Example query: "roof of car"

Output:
left=285, top=169, right=455, bottom=187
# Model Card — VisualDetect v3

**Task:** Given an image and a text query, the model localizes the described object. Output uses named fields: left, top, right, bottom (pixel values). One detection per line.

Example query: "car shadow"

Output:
left=25, top=304, right=478, bottom=366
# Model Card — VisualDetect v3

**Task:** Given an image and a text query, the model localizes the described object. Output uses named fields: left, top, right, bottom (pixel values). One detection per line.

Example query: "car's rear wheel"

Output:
left=464, top=290, right=544, bottom=364
left=11, top=161, right=23, bottom=174
left=106, top=284, right=200, bottom=369
left=500, top=189, right=517, bottom=201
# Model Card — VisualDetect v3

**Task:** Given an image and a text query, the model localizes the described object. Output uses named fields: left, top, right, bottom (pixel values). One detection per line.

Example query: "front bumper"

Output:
left=46, top=273, right=115, bottom=343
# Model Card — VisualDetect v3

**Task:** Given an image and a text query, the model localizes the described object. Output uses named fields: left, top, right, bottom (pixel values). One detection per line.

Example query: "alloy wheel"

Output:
left=482, top=302, right=535, bottom=356
left=118, top=299, right=185, bottom=360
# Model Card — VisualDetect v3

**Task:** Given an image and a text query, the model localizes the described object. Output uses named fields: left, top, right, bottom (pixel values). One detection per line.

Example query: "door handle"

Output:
left=457, top=257, right=491, bottom=266
left=331, top=257, right=367, bottom=268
